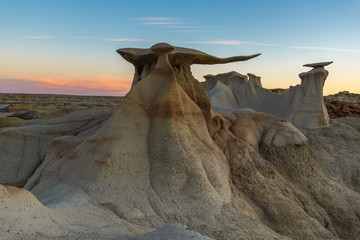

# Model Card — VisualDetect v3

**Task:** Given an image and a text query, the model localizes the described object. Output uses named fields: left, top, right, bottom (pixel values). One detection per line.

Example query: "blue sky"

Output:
left=0, top=0, right=359, bottom=95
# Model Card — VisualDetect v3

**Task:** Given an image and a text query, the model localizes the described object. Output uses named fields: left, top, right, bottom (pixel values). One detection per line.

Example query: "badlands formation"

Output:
left=1, top=43, right=360, bottom=239
left=202, top=62, right=332, bottom=130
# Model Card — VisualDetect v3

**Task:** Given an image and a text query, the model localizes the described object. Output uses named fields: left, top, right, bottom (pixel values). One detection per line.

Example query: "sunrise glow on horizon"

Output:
left=1, top=0, right=359, bottom=96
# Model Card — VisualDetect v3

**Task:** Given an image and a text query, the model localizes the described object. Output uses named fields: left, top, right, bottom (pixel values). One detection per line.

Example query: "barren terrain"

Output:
left=1, top=92, right=359, bottom=131
left=0, top=93, right=123, bottom=130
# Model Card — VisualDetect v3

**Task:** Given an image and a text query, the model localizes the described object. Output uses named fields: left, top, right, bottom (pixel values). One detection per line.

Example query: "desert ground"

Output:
left=0, top=94, right=123, bottom=130
left=0, top=91, right=358, bottom=130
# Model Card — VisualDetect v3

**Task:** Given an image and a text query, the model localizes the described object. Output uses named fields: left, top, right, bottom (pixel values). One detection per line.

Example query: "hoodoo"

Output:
left=117, top=43, right=260, bottom=124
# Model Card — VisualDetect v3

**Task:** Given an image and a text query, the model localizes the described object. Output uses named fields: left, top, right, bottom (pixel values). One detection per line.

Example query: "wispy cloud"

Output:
left=20, top=36, right=99, bottom=40
left=134, top=17, right=182, bottom=21
left=161, top=26, right=201, bottom=29
left=103, top=38, right=144, bottom=42
left=141, top=21, right=182, bottom=25
left=19, top=36, right=149, bottom=42
left=0, top=75, right=131, bottom=96
left=134, top=16, right=221, bottom=34
left=134, top=16, right=183, bottom=25
left=20, top=36, right=56, bottom=39
left=184, top=41, right=280, bottom=47
left=172, top=30, right=220, bottom=33
left=184, top=40, right=360, bottom=54
left=290, top=46, right=360, bottom=53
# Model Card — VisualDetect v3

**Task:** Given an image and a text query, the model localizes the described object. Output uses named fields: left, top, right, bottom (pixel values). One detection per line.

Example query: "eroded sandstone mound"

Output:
left=1, top=43, right=359, bottom=240
left=202, top=62, right=332, bottom=130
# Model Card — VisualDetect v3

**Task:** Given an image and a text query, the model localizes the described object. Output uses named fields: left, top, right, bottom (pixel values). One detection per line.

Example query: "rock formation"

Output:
left=117, top=44, right=260, bottom=124
left=0, top=110, right=113, bottom=187
left=325, top=91, right=360, bottom=118
left=203, top=62, right=332, bottom=129
left=1, top=43, right=359, bottom=240
left=325, top=100, right=360, bottom=118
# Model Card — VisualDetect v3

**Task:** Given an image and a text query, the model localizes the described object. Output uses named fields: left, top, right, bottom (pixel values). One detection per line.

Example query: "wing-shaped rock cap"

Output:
left=117, top=43, right=260, bottom=66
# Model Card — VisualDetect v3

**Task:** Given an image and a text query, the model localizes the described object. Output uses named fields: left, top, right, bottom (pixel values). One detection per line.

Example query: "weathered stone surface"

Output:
left=0, top=110, right=113, bottom=187
left=130, top=224, right=214, bottom=240
left=325, top=100, right=360, bottom=118
left=203, top=62, right=331, bottom=129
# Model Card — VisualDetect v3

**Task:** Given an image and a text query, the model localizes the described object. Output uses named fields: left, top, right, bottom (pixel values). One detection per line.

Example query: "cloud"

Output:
left=20, top=36, right=56, bottom=39
left=184, top=41, right=280, bottom=47
left=103, top=38, right=144, bottom=42
left=184, top=41, right=360, bottom=54
left=161, top=26, right=201, bottom=29
left=134, top=17, right=182, bottom=21
left=134, top=17, right=182, bottom=22
left=135, top=17, right=221, bottom=33
left=290, top=46, right=360, bottom=53
left=141, top=21, right=182, bottom=25
left=0, top=75, right=131, bottom=96
left=134, top=17, right=183, bottom=25
left=19, top=36, right=150, bottom=43
left=172, top=30, right=220, bottom=33
left=20, top=36, right=89, bottom=39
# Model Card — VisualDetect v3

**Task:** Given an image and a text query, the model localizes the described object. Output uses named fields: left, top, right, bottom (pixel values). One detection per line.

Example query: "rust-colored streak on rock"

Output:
left=4, top=186, right=22, bottom=194
left=94, top=159, right=110, bottom=165
left=148, top=100, right=185, bottom=119
left=172, top=64, right=212, bottom=123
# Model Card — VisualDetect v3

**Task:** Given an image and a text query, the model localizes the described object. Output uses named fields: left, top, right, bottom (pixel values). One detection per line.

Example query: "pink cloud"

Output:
left=0, top=75, right=132, bottom=96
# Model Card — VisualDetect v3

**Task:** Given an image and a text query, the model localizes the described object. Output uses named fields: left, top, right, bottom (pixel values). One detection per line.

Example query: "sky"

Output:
left=0, top=0, right=359, bottom=96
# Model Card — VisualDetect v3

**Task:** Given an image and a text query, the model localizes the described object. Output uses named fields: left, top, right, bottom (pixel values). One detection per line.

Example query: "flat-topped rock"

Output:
left=303, top=61, right=333, bottom=68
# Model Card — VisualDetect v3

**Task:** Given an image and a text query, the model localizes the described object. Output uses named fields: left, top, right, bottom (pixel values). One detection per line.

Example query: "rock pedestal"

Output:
left=292, top=62, right=332, bottom=128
